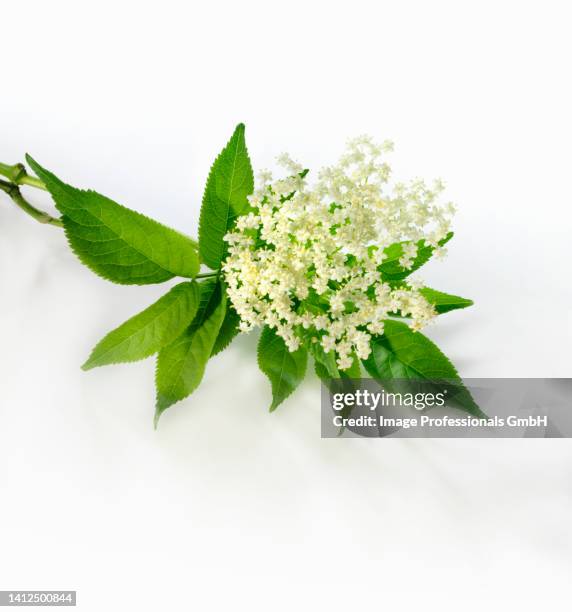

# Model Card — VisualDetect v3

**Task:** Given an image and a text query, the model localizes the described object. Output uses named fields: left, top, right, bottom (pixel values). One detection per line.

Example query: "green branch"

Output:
left=0, top=178, right=63, bottom=227
left=0, top=162, right=47, bottom=191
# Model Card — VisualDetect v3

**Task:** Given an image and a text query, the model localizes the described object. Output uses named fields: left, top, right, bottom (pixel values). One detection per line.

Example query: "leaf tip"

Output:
left=154, top=394, right=174, bottom=426
left=25, top=153, right=39, bottom=173
left=81, top=360, right=94, bottom=372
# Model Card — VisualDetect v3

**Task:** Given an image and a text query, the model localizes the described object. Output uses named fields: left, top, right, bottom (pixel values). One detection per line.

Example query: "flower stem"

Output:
left=0, top=179, right=63, bottom=227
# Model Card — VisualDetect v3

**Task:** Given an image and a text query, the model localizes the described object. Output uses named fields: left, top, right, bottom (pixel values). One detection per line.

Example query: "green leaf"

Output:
left=362, top=320, right=485, bottom=418
left=211, top=305, right=241, bottom=356
left=82, top=282, right=200, bottom=370
left=198, top=124, right=254, bottom=270
left=379, top=232, right=453, bottom=282
left=154, top=280, right=226, bottom=424
left=310, top=342, right=339, bottom=379
left=314, top=350, right=361, bottom=387
left=26, top=156, right=199, bottom=285
left=314, top=351, right=361, bottom=427
left=387, top=284, right=474, bottom=317
left=419, top=287, right=474, bottom=314
left=258, top=327, right=308, bottom=412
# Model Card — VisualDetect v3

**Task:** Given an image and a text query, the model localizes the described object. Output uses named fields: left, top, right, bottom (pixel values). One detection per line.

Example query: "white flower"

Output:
left=321, top=335, right=336, bottom=353
left=222, top=137, right=453, bottom=366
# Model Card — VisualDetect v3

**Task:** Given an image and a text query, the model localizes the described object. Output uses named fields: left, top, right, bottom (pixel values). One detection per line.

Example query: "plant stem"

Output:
left=195, top=271, right=219, bottom=279
left=0, top=162, right=47, bottom=191
left=0, top=179, right=63, bottom=227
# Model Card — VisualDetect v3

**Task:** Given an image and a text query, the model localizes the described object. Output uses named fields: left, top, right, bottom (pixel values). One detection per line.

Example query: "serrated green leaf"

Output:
left=419, top=287, right=474, bottom=314
left=211, top=305, right=240, bottom=356
left=26, top=156, right=199, bottom=285
left=387, top=284, right=474, bottom=316
left=154, top=280, right=226, bottom=424
left=258, top=326, right=308, bottom=412
left=379, top=232, right=453, bottom=282
left=362, top=320, right=485, bottom=418
left=198, top=124, right=254, bottom=270
left=82, top=281, right=200, bottom=370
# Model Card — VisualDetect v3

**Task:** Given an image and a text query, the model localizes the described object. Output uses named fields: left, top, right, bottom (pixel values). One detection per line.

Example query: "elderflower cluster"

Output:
left=222, top=136, right=455, bottom=370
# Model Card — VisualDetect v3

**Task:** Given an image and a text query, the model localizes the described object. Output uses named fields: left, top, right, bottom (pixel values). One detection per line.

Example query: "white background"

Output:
left=1, top=1, right=571, bottom=610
